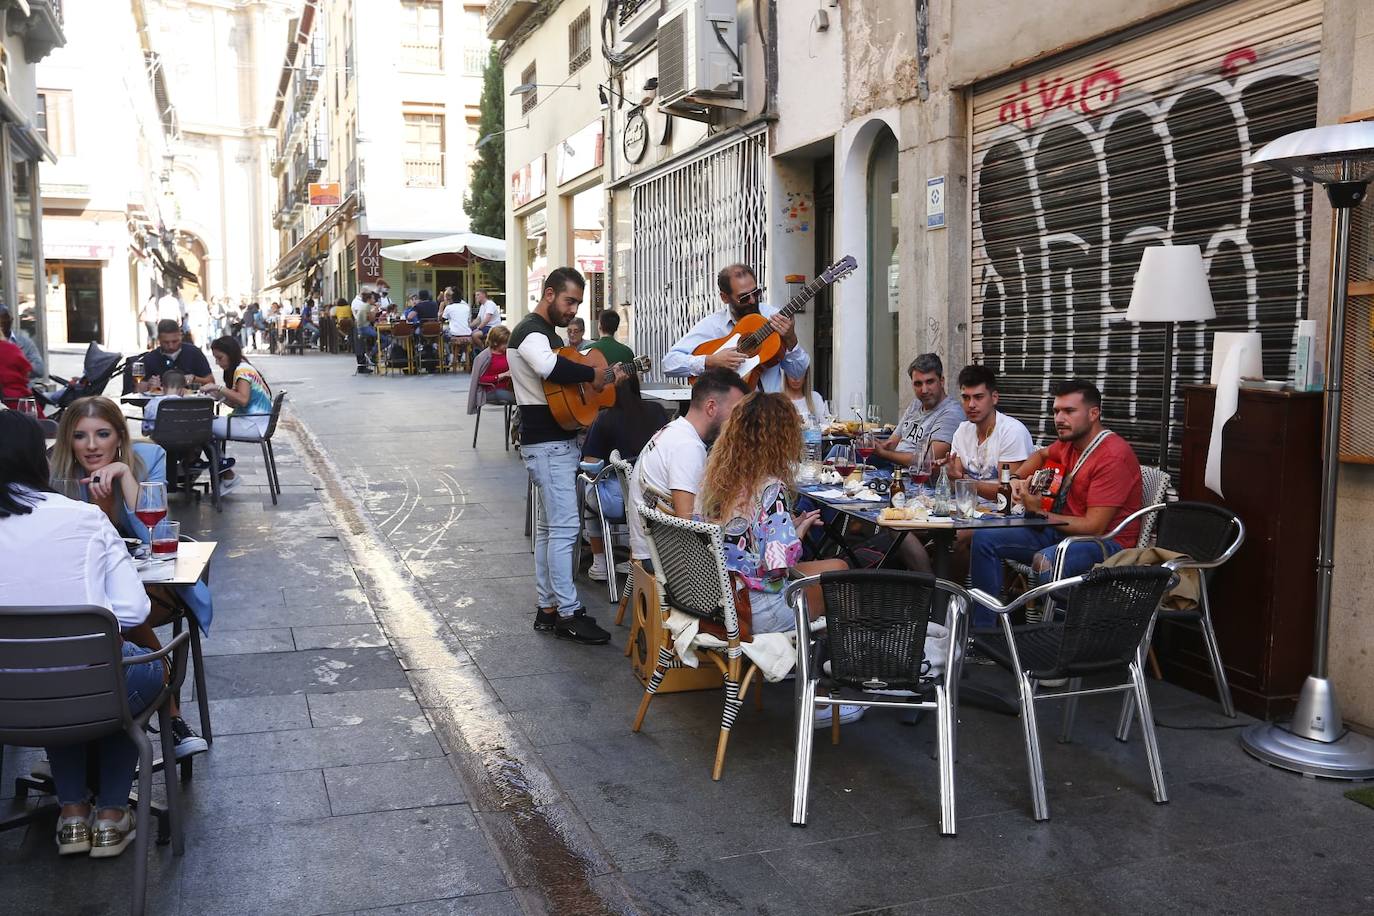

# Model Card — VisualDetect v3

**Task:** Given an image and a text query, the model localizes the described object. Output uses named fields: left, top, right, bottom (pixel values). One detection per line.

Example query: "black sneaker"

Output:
left=171, top=716, right=208, bottom=758
left=554, top=614, right=611, bottom=645
left=533, top=609, right=559, bottom=632
left=572, top=606, right=598, bottom=624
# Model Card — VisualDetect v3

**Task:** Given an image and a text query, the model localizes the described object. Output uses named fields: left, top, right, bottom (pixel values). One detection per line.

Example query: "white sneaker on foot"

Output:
left=813, top=704, right=866, bottom=728
left=587, top=557, right=608, bottom=581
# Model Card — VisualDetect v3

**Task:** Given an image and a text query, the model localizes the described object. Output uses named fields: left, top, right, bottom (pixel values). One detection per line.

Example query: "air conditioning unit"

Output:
left=656, top=0, right=740, bottom=111
left=616, top=0, right=664, bottom=48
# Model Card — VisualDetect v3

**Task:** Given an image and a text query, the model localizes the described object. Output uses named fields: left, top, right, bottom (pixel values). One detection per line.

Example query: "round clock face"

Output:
left=623, top=109, right=648, bottom=164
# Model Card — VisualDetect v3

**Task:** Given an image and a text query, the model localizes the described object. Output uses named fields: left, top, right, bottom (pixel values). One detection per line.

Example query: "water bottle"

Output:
left=802, top=421, right=823, bottom=465
left=932, top=464, right=953, bottom=516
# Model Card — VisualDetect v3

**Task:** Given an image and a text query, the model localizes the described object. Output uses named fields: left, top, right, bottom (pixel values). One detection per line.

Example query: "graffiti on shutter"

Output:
left=971, top=0, right=1321, bottom=465
left=630, top=132, right=768, bottom=382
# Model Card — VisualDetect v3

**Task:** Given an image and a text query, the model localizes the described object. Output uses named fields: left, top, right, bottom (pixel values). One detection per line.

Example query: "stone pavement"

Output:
left=5, top=350, right=1374, bottom=915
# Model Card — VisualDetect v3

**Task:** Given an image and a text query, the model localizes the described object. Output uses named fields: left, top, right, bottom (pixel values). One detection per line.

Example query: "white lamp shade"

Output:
left=1125, top=245, right=1216, bottom=323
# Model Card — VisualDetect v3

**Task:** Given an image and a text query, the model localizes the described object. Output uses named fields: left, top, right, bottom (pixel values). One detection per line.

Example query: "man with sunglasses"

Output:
left=661, top=263, right=810, bottom=393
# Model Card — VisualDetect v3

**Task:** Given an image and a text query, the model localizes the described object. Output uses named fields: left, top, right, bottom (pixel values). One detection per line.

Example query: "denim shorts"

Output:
left=749, top=589, right=795, bottom=634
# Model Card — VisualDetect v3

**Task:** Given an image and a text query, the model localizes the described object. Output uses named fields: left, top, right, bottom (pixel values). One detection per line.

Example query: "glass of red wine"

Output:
left=855, top=432, right=876, bottom=467
left=911, top=452, right=933, bottom=492
left=151, top=519, right=180, bottom=558
left=135, top=481, right=168, bottom=554
left=830, top=443, right=856, bottom=478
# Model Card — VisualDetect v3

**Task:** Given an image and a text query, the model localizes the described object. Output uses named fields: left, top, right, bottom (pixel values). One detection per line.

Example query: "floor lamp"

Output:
left=1241, top=122, right=1374, bottom=779
left=1126, top=245, right=1216, bottom=469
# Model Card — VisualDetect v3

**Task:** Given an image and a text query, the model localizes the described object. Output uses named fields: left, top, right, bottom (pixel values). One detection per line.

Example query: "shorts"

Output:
left=748, top=588, right=795, bottom=634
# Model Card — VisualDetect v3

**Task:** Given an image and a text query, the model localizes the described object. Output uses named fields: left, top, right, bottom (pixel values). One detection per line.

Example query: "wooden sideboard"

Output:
left=1164, top=385, right=1323, bottom=720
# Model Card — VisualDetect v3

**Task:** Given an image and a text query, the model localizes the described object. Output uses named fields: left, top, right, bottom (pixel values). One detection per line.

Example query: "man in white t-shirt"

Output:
left=946, top=364, right=1035, bottom=498
left=470, top=289, right=501, bottom=347
left=442, top=292, right=471, bottom=339
left=157, top=290, right=185, bottom=327
left=628, top=368, right=751, bottom=564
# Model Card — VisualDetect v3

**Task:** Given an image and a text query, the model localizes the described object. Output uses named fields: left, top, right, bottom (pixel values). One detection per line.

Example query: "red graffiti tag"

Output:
left=1220, top=47, right=1257, bottom=77
left=998, top=63, right=1123, bottom=130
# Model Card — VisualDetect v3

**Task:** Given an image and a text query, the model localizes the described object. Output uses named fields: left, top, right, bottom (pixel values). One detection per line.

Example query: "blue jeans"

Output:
left=354, top=325, right=378, bottom=367
left=46, top=643, right=164, bottom=810
left=522, top=439, right=583, bottom=616
left=970, top=527, right=1122, bottom=629
left=584, top=478, right=624, bottom=538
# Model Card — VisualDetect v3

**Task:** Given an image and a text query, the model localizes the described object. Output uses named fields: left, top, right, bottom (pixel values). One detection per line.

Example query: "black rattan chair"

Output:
left=971, top=565, right=1178, bottom=821
left=784, top=569, right=970, bottom=835
left=148, top=397, right=221, bottom=510
left=0, top=605, right=190, bottom=916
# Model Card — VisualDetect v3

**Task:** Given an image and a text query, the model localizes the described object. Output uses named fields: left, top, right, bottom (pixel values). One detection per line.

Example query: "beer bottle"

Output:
left=889, top=468, right=907, bottom=509
left=997, top=463, right=1015, bottom=516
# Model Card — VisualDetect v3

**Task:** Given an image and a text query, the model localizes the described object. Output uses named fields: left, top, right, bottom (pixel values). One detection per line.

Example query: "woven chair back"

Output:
left=639, top=507, right=732, bottom=624
left=263, top=391, right=287, bottom=439
left=1153, top=501, right=1238, bottom=564
left=150, top=397, right=214, bottom=452
left=1137, top=466, right=1171, bottom=546
left=819, top=569, right=938, bottom=691
left=1056, top=566, right=1174, bottom=673
left=0, top=606, right=130, bottom=748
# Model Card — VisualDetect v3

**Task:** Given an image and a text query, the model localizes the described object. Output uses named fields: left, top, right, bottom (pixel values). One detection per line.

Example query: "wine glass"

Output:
left=131, top=359, right=145, bottom=389
left=16, top=397, right=39, bottom=419
left=830, top=443, right=856, bottom=478
left=854, top=432, right=876, bottom=467
left=911, top=451, right=933, bottom=492
left=848, top=391, right=865, bottom=423
left=134, top=481, right=168, bottom=552
left=866, top=403, right=882, bottom=427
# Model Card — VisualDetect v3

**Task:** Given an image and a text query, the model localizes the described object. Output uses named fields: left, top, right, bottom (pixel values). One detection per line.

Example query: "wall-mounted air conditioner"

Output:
left=656, top=0, right=740, bottom=112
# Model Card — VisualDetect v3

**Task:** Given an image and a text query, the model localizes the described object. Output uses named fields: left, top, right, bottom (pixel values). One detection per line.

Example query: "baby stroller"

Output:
left=33, top=341, right=125, bottom=420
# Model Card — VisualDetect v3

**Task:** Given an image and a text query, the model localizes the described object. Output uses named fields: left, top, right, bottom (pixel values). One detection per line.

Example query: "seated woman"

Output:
left=50, top=396, right=209, bottom=759
left=783, top=366, right=829, bottom=426
left=698, top=391, right=864, bottom=726
left=0, top=411, right=164, bottom=858
left=202, top=335, right=273, bottom=495
left=475, top=324, right=515, bottom=405
left=579, top=374, right=669, bottom=581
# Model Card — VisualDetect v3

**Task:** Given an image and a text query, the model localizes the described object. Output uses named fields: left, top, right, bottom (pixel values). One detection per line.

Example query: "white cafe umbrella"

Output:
left=379, top=233, right=507, bottom=264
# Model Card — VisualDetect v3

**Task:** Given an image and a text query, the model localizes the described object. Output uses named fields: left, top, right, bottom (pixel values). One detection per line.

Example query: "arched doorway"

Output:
left=867, top=128, right=901, bottom=420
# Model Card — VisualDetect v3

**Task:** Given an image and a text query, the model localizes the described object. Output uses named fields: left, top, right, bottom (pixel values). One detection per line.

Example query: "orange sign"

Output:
left=309, top=182, right=342, bottom=206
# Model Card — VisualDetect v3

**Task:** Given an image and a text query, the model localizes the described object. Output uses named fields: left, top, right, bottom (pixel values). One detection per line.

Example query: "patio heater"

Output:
left=1241, top=122, right=1374, bottom=779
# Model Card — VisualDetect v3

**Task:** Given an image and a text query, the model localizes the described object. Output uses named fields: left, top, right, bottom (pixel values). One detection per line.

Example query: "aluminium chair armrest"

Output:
left=1102, top=502, right=1168, bottom=542
left=971, top=573, right=1087, bottom=618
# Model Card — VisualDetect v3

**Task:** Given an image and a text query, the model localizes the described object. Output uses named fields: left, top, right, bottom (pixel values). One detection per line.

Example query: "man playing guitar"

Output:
left=508, top=267, right=628, bottom=645
left=661, top=263, right=810, bottom=392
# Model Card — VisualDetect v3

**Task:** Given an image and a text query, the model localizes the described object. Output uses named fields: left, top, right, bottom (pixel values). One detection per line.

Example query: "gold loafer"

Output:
left=56, top=815, right=92, bottom=855
left=89, top=811, right=136, bottom=858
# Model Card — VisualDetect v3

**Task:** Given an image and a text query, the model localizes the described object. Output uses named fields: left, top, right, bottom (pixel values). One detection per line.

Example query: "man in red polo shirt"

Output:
left=968, top=378, right=1142, bottom=628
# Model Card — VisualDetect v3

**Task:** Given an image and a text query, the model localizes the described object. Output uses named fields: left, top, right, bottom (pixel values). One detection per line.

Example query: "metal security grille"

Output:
left=970, top=0, right=1321, bottom=467
left=630, top=131, right=768, bottom=381
left=1340, top=174, right=1374, bottom=462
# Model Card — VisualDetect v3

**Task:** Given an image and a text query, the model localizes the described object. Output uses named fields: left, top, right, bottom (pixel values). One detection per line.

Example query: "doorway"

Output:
left=62, top=266, right=102, bottom=344
left=867, top=129, right=901, bottom=421
left=813, top=154, right=835, bottom=401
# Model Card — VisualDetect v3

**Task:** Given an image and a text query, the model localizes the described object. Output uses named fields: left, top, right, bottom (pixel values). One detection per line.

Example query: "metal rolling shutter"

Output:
left=970, top=0, right=1321, bottom=465
left=630, top=131, right=768, bottom=382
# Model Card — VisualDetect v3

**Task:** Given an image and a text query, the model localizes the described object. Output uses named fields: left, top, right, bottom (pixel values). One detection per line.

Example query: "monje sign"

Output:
left=356, top=235, right=383, bottom=284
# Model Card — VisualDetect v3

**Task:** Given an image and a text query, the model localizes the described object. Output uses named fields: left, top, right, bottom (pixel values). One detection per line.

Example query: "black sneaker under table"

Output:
left=171, top=716, right=208, bottom=759
left=572, top=606, right=598, bottom=624
left=554, top=614, right=611, bottom=645
left=533, top=609, right=559, bottom=632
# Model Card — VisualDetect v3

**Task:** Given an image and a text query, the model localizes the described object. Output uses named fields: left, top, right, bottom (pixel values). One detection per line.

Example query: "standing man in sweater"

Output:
left=508, top=267, right=627, bottom=644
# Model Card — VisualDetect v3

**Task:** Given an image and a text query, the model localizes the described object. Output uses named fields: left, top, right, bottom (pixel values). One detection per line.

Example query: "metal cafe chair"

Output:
left=222, top=390, right=288, bottom=505
left=634, top=505, right=763, bottom=781
left=0, top=605, right=191, bottom=916
left=971, top=565, right=1178, bottom=822
left=148, top=397, right=222, bottom=511
left=784, top=569, right=971, bottom=836
left=574, top=450, right=631, bottom=606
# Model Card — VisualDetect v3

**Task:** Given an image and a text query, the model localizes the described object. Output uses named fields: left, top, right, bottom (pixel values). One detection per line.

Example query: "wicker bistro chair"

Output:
left=970, top=565, right=1179, bottom=822
left=574, top=451, right=631, bottom=606
left=148, top=397, right=222, bottom=511
left=1052, top=501, right=1246, bottom=739
left=0, top=605, right=191, bottom=916
left=785, top=570, right=972, bottom=836
left=1002, top=464, right=1171, bottom=608
left=223, top=390, right=287, bottom=505
left=610, top=455, right=637, bottom=630
left=634, top=505, right=763, bottom=781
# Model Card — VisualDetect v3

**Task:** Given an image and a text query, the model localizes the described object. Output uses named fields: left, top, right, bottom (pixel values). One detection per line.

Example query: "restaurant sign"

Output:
left=356, top=235, right=383, bottom=284
left=309, top=182, right=342, bottom=206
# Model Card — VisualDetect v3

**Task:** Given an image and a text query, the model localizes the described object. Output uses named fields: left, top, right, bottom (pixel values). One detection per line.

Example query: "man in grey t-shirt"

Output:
left=874, top=353, right=965, bottom=467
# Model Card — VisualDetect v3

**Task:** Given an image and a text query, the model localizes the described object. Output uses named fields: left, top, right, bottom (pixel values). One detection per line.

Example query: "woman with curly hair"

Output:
left=698, top=391, right=848, bottom=635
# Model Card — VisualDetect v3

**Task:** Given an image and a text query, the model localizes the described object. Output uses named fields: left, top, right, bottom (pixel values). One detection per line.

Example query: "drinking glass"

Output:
left=134, top=481, right=168, bottom=550
left=911, top=452, right=933, bottom=492
left=829, top=443, right=856, bottom=478
left=955, top=479, right=979, bottom=519
left=131, top=359, right=145, bottom=387
left=16, top=397, right=38, bottom=419
left=848, top=391, right=864, bottom=421
left=151, top=520, right=180, bottom=558
left=854, top=432, right=876, bottom=467
left=866, top=403, right=882, bottom=427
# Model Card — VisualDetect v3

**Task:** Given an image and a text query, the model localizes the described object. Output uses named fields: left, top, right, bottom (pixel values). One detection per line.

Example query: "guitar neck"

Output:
left=741, top=276, right=831, bottom=349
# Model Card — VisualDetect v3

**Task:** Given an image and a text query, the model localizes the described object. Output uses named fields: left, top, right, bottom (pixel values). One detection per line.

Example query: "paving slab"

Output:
left=324, top=757, right=467, bottom=816
left=204, top=647, right=409, bottom=697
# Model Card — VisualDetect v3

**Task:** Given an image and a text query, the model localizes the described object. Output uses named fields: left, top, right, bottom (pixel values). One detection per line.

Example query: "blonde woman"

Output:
left=782, top=366, right=829, bottom=426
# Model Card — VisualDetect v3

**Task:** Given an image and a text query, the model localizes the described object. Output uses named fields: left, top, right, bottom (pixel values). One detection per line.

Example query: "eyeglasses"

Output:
left=737, top=287, right=766, bottom=304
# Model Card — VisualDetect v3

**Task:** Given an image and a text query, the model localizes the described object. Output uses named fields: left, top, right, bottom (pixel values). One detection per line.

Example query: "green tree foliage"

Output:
left=464, top=45, right=505, bottom=240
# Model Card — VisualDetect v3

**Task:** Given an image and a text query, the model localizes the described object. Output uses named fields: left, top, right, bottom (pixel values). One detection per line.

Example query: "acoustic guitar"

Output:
left=689, top=255, right=858, bottom=388
left=544, top=349, right=652, bottom=431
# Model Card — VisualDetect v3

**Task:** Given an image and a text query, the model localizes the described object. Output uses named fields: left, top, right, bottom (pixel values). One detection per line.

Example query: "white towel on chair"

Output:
left=665, top=610, right=798, bottom=682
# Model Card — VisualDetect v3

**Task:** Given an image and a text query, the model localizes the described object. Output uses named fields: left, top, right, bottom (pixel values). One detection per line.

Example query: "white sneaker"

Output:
left=587, top=557, right=608, bottom=582
left=813, top=704, right=866, bottom=728
left=219, top=473, right=241, bottom=496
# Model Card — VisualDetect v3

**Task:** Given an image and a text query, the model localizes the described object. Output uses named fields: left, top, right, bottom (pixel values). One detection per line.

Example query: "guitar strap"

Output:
left=1051, top=430, right=1113, bottom=515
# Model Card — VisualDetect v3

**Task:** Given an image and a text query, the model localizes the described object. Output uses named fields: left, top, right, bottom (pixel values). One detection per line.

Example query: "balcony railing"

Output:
left=401, top=41, right=442, bottom=72
left=486, top=0, right=536, bottom=40
left=464, top=46, right=487, bottom=76
left=403, top=156, right=444, bottom=189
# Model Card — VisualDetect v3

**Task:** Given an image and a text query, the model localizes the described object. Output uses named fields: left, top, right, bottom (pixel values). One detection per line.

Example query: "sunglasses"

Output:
left=737, top=287, right=766, bottom=303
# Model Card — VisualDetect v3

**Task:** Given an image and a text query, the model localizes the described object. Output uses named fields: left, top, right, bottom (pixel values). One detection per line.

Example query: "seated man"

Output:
left=873, top=353, right=965, bottom=467
left=945, top=364, right=1035, bottom=499
left=627, top=368, right=750, bottom=570
left=586, top=310, right=634, bottom=367
left=968, top=378, right=1142, bottom=629
left=125, top=319, right=215, bottom=394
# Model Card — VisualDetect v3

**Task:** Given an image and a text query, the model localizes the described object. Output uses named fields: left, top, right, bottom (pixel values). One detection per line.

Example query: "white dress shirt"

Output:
left=661, top=304, right=809, bottom=394
left=0, top=491, right=150, bottom=629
